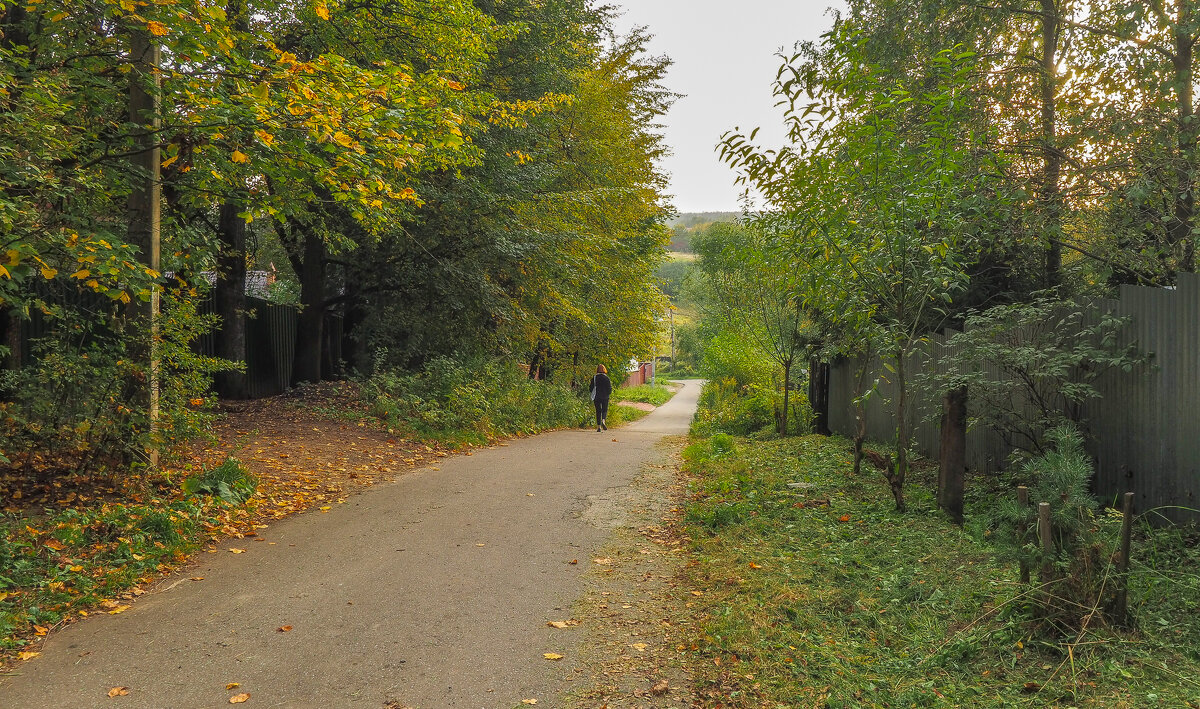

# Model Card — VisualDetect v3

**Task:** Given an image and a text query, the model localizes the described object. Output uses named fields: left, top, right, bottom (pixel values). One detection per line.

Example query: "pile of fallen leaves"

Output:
left=191, top=382, right=450, bottom=524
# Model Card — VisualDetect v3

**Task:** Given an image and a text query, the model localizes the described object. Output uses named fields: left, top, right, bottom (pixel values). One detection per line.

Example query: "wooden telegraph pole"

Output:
left=128, top=28, right=161, bottom=467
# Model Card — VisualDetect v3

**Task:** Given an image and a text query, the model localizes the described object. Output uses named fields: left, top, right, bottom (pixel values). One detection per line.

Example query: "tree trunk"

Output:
left=938, top=385, right=967, bottom=525
left=1, top=308, right=21, bottom=371
left=1039, top=0, right=1063, bottom=289
left=851, top=351, right=872, bottom=476
left=809, top=356, right=831, bottom=436
left=780, top=358, right=792, bottom=436
left=292, top=230, right=326, bottom=384
left=885, top=455, right=906, bottom=514
left=852, top=417, right=866, bottom=476
left=214, top=201, right=248, bottom=398
left=891, top=348, right=909, bottom=512
left=342, top=289, right=368, bottom=376
left=1171, top=19, right=1197, bottom=273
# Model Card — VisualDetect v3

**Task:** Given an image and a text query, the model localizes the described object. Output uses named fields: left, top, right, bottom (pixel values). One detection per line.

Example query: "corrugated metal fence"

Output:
left=195, top=294, right=299, bottom=398
left=829, top=273, right=1200, bottom=523
left=16, top=287, right=316, bottom=400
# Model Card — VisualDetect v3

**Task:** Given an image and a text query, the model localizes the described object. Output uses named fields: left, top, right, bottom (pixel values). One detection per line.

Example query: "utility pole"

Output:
left=669, top=305, right=675, bottom=363
left=128, top=28, right=161, bottom=467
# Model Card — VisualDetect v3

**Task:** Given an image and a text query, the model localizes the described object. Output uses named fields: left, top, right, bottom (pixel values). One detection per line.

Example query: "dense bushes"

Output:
left=693, top=378, right=812, bottom=438
left=362, top=354, right=590, bottom=446
left=0, top=289, right=229, bottom=475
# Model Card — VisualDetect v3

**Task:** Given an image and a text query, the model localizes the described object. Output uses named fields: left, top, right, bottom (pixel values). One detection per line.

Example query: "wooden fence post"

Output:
left=937, top=386, right=967, bottom=525
left=1017, top=486, right=1030, bottom=585
left=1114, top=492, right=1135, bottom=626
left=1038, top=502, right=1054, bottom=612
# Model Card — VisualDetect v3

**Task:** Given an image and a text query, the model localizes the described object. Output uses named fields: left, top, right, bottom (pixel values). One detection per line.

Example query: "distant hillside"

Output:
left=670, top=211, right=740, bottom=228
left=669, top=211, right=740, bottom=252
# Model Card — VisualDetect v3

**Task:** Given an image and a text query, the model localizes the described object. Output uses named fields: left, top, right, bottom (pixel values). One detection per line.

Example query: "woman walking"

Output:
left=589, top=365, right=612, bottom=432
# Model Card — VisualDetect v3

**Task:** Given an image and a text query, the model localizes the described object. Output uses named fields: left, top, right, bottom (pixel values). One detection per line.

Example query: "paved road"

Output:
left=0, top=380, right=703, bottom=709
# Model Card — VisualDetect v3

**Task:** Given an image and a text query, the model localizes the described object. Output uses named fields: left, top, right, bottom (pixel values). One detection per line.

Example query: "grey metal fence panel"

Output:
left=828, top=274, right=1200, bottom=524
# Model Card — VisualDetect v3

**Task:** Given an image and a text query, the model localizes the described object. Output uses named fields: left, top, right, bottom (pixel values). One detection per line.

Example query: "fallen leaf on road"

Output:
left=521, top=700, right=537, bottom=705
left=650, top=679, right=669, bottom=695
left=632, top=643, right=648, bottom=651
left=191, top=577, right=205, bottom=581
left=568, top=559, right=578, bottom=565
left=546, top=620, right=579, bottom=629
left=593, top=558, right=612, bottom=565
left=226, top=683, right=240, bottom=690
left=229, top=693, right=250, bottom=703
left=543, top=653, right=563, bottom=661
left=277, top=626, right=292, bottom=632
left=108, top=605, right=131, bottom=614
left=107, top=686, right=129, bottom=697
left=18, top=651, right=40, bottom=660
left=228, top=548, right=246, bottom=554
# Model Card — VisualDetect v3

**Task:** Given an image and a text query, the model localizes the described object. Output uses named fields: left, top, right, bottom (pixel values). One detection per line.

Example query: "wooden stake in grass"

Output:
left=1038, top=501, right=1054, bottom=612
left=1114, top=492, right=1135, bottom=627
left=1017, top=486, right=1030, bottom=585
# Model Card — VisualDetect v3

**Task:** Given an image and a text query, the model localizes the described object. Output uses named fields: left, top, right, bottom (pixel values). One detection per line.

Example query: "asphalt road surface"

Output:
left=0, top=380, right=703, bottom=709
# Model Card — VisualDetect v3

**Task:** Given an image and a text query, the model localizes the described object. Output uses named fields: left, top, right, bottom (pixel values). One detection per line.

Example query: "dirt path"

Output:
left=0, top=381, right=704, bottom=708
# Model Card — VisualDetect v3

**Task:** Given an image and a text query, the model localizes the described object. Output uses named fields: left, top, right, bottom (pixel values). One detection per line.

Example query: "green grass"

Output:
left=680, top=434, right=1200, bottom=708
left=0, top=492, right=228, bottom=654
left=613, top=383, right=676, bottom=406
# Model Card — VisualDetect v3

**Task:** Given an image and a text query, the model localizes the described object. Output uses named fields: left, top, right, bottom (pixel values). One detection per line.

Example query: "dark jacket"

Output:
left=589, top=373, right=612, bottom=401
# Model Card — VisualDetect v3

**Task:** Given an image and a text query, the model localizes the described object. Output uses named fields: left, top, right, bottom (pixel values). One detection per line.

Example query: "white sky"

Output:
left=610, top=1, right=847, bottom=213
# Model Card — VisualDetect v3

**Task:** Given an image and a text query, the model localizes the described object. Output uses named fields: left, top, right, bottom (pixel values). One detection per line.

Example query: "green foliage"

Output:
left=0, top=495, right=214, bottom=652
left=363, top=353, right=588, bottom=447
left=344, top=5, right=674, bottom=376
left=182, top=458, right=256, bottom=506
left=654, top=259, right=691, bottom=299
left=928, top=299, right=1147, bottom=454
left=0, top=287, right=230, bottom=473
left=680, top=433, right=1200, bottom=707
left=700, top=331, right=773, bottom=388
left=613, top=383, right=674, bottom=406
left=709, top=433, right=737, bottom=457
left=977, top=426, right=1122, bottom=633
left=692, top=375, right=813, bottom=440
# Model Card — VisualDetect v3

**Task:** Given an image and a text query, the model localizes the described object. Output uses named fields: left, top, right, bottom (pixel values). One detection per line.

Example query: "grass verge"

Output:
left=0, top=461, right=256, bottom=659
left=615, top=383, right=677, bottom=407
left=680, top=433, right=1200, bottom=708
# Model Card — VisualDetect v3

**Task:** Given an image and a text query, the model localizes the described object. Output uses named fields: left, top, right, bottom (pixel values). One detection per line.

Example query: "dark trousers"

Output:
left=594, top=398, right=609, bottom=427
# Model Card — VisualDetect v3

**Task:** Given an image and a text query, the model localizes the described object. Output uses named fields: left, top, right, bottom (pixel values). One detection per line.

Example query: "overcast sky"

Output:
left=610, top=1, right=847, bottom=214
